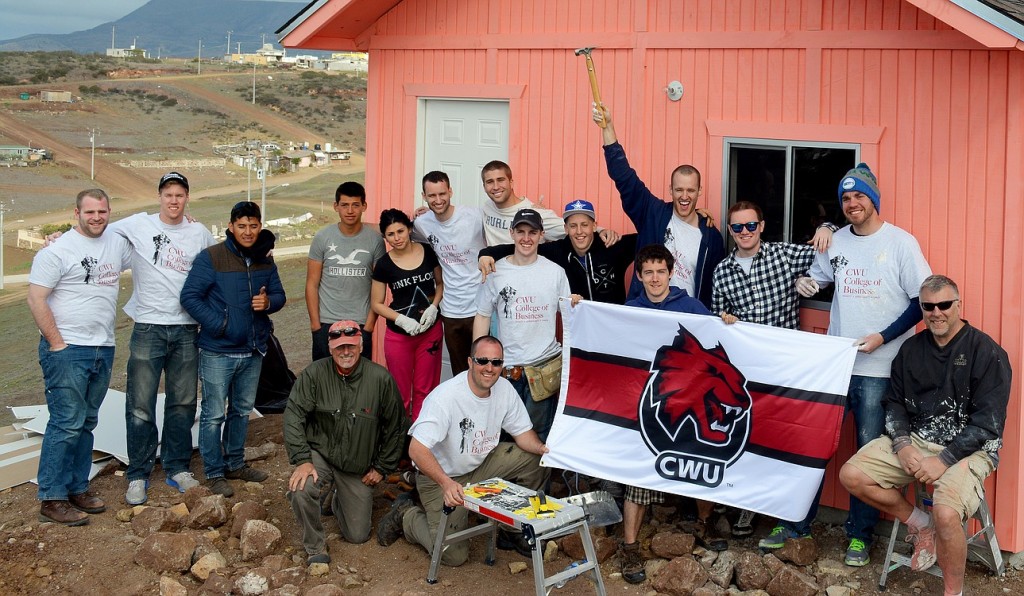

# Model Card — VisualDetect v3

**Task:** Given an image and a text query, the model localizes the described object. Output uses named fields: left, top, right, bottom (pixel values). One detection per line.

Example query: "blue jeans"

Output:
left=125, top=323, right=199, bottom=481
left=507, top=374, right=557, bottom=443
left=198, top=351, right=263, bottom=479
left=36, top=339, right=114, bottom=501
left=780, top=375, right=888, bottom=539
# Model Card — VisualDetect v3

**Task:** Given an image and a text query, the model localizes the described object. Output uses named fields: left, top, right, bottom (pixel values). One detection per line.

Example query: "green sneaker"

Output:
left=757, top=524, right=809, bottom=550
left=844, top=538, right=870, bottom=566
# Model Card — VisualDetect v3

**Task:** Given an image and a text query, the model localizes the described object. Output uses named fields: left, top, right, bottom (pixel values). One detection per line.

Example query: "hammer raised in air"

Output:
left=574, top=46, right=606, bottom=128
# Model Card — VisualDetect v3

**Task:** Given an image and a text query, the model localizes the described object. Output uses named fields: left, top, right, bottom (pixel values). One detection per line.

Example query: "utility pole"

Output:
left=260, top=146, right=268, bottom=220
left=197, top=40, right=202, bottom=75
left=247, top=150, right=252, bottom=201
left=252, top=62, right=257, bottom=104
left=226, top=30, right=232, bottom=58
left=0, top=199, right=9, bottom=291
left=89, top=129, right=96, bottom=180
left=237, top=42, right=241, bottom=55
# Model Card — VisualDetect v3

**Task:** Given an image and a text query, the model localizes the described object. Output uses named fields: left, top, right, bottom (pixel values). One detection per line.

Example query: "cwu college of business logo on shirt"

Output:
left=638, top=326, right=752, bottom=488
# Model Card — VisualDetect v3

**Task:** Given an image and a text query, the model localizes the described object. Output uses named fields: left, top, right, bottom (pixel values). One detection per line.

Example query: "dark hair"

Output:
left=422, top=170, right=451, bottom=191
left=230, top=201, right=261, bottom=223
left=920, top=274, right=960, bottom=298
left=76, top=188, right=110, bottom=210
left=470, top=335, right=503, bottom=358
left=379, top=208, right=413, bottom=235
left=635, top=244, right=675, bottom=274
left=335, top=181, right=366, bottom=204
left=670, top=164, right=702, bottom=189
left=729, top=200, right=763, bottom=222
left=481, top=160, right=512, bottom=181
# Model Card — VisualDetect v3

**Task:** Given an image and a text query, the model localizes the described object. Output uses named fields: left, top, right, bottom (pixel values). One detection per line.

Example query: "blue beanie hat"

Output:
left=838, top=163, right=881, bottom=213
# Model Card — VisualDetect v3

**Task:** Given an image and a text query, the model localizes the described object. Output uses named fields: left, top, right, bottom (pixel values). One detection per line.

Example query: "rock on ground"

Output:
left=134, top=532, right=197, bottom=573
left=191, top=552, right=228, bottom=581
left=765, top=565, right=818, bottom=596
left=734, top=551, right=772, bottom=591
left=651, top=531, right=696, bottom=559
left=232, top=501, right=269, bottom=538
left=131, top=507, right=184, bottom=537
left=241, top=519, right=282, bottom=561
left=652, top=556, right=709, bottom=596
left=159, top=576, right=188, bottom=596
left=235, top=567, right=272, bottom=596
left=707, top=550, right=736, bottom=588
left=187, top=495, right=229, bottom=529
left=775, top=537, right=818, bottom=566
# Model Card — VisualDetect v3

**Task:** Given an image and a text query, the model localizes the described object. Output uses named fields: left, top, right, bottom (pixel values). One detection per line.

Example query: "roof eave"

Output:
left=276, top=0, right=400, bottom=51
left=905, top=0, right=1024, bottom=48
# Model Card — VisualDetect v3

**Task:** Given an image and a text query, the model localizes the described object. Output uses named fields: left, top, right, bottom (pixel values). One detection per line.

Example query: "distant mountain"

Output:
left=0, top=0, right=308, bottom=57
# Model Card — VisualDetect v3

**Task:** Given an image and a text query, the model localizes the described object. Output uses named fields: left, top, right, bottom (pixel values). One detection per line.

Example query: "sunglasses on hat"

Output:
left=328, top=326, right=361, bottom=339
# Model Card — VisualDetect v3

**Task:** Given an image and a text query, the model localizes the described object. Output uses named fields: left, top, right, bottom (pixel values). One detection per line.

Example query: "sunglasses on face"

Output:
left=920, top=299, right=959, bottom=312
left=471, top=357, right=504, bottom=367
left=328, top=326, right=361, bottom=339
left=729, top=221, right=760, bottom=233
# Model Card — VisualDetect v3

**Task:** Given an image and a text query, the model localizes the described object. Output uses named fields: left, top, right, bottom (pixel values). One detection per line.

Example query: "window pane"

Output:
left=727, top=146, right=786, bottom=242
left=790, top=147, right=856, bottom=244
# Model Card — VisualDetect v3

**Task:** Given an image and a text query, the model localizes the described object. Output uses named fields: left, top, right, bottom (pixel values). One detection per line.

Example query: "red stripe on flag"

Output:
left=565, top=356, right=645, bottom=422
left=566, top=355, right=846, bottom=462
left=748, top=391, right=845, bottom=461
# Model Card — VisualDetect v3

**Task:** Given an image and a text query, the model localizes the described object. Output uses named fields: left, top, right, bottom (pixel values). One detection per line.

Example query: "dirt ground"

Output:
left=0, top=415, right=1020, bottom=596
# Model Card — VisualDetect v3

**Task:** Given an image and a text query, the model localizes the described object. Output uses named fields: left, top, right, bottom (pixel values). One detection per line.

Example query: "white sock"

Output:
left=906, top=507, right=931, bottom=531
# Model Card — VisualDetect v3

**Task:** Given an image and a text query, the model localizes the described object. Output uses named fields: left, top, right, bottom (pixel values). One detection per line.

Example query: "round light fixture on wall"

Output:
left=666, top=81, right=684, bottom=101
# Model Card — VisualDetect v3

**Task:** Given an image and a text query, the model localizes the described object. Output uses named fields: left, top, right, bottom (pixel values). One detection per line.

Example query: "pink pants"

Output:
left=383, top=322, right=443, bottom=421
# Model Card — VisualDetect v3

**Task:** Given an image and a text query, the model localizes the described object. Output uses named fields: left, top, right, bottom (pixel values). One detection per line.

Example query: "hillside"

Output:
left=0, top=0, right=307, bottom=56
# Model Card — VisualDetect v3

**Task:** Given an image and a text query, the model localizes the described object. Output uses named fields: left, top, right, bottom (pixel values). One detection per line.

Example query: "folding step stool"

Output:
left=879, top=480, right=1004, bottom=590
left=426, top=477, right=606, bottom=596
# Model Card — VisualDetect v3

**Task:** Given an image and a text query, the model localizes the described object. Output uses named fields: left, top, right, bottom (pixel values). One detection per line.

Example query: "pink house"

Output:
left=280, top=0, right=1024, bottom=550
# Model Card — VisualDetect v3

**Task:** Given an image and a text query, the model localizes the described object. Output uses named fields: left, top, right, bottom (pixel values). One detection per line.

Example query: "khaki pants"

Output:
left=402, top=442, right=548, bottom=566
left=287, top=450, right=373, bottom=555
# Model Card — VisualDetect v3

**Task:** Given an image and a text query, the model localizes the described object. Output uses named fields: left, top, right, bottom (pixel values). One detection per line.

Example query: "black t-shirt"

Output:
left=372, top=242, right=440, bottom=335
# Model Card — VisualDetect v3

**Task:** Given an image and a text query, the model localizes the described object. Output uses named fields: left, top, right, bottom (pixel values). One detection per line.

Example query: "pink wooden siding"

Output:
left=284, top=0, right=1024, bottom=550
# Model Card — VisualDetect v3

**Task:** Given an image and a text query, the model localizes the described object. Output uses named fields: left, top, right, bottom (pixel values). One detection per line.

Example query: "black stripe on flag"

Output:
left=570, top=347, right=650, bottom=371
left=747, top=381, right=846, bottom=407
left=745, top=444, right=830, bottom=469
left=562, top=405, right=639, bottom=431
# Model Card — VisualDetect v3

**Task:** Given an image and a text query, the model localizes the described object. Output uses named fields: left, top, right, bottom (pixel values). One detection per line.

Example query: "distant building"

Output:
left=256, top=43, right=285, bottom=63
left=39, top=91, right=72, bottom=103
left=0, top=146, right=31, bottom=158
left=106, top=43, right=149, bottom=59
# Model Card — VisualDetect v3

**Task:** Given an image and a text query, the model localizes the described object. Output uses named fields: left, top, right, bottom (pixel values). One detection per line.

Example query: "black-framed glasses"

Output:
left=920, top=299, right=959, bottom=312
left=471, top=357, right=504, bottom=367
left=328, top=326, right=361, bottom=339
left=729, top=221, right=760, bottom=233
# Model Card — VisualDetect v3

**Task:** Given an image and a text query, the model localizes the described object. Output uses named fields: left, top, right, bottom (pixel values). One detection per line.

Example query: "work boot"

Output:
left=207, top=477, right=234, bottom=498
left=619, top=541, right=646, bottom=584
left=377, top=492, right=415, bottom=546
left=68, top=490, right=106, bottom=514
left=694, top=516, right=728, bottom=552
left=497, top=529, right=536, bottom=558
left=39, top=500, right=89, bottom=526
left=225, top=464, right=268, bottom=482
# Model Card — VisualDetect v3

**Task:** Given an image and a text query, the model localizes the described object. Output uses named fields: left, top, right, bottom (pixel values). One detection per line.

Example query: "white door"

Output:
left=421, top=99, right=509, bottom=209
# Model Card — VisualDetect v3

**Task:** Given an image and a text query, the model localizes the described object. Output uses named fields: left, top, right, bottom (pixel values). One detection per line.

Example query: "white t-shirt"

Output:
left=28, top=228, right=132, bottom=346
left=481, top=198, right=566, bottom=246
left=409, top=372, right=533, bottom=477
left=476, top=256, right=570, bottom=366
left=114, top=213, right=215, bottom=325
left=308, top=224, right=386, bottom=325
left=808, top=222, right=932, bottom=377
left=413, top=206, right=487, bottom=318
left=665, top=215, right=702, bottom=296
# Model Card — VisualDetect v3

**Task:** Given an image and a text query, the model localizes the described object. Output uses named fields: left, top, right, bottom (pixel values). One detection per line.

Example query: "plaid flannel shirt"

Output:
left=711, top=241, right=816, bottom=330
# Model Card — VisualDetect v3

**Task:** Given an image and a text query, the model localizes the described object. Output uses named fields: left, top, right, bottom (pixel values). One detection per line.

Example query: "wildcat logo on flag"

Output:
left=544, top=301, right=856, bottom=522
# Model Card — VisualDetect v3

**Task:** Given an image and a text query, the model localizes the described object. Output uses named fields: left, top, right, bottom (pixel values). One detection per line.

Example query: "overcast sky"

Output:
left=0, top=0, right=308, bottom=40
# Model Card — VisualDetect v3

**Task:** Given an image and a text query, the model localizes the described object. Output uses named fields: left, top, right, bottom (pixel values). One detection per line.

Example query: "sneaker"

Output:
left=166, top=472, right=200, bottom=493
left=733, top=509, right=756, bottom=537
left=907, top=524, right=937, bottom=571
left=207, top=477, right=234, bottom=498
left=377, top=492, right=415, bottom=546
left=844, top=538, right=870, bottom=566
left=307, top=552, right=331, bottom=566
left=758, top=524, right=810, bottom=550
left=619, top=541, right=646, bottom=584
left=125, top=479, right=149, bottom=505
left=225, top=465, right=268, bottom=482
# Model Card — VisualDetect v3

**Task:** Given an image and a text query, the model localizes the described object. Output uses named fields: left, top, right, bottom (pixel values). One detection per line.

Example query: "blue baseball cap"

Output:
left=562, top=199, right=596, bottom=221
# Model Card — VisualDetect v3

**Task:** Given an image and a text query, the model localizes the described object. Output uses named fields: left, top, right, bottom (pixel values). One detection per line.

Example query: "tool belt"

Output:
left=525, top=354, right=563, bottom=402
